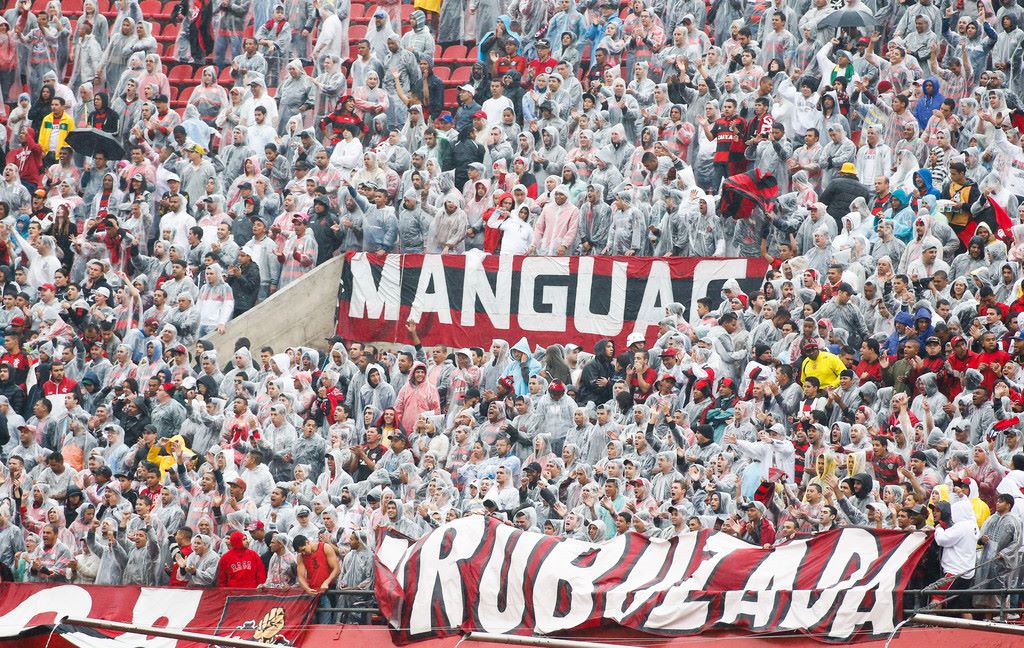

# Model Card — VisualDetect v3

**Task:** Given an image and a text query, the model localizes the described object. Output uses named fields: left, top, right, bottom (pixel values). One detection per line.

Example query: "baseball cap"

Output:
left=626, top=332, right=645, bottom=346
left=39, top=283, right=55, bottom=292
left=836, top=282, right=854, bottom=294
left=473, top=110, right=487, bottom=119
left=660, top=347, right=679, bottom=358
left=926, top=336, right=941, bottom=345
left=245, top=520, right=265, bottom=531
left=458, top=84, right=475, bottom=94
left=296, top=505, right=311, bottom=517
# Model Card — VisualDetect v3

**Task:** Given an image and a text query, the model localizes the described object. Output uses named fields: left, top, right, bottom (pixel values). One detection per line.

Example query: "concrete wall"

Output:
left=203, top=256, right=344, bottom=358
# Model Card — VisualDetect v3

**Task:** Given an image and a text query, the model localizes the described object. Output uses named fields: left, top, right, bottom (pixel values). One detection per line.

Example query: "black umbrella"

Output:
left=817, top=10, right=878, bottom=29
left=66, top=128, right=126, bottom=160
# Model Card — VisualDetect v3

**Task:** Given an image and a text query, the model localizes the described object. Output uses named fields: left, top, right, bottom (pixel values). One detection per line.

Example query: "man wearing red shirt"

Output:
left=527, top=39, right=557, bottom=79
left=971, top=331, right=1010, bottom=392
left=1, top=333, right=31, bottom=385
left=168, top=528, right=194, bottom=586
left=870, top=436, right=906, bottom=486
left=217, top=531, right=267, bottom=588
left=856, top=339, right=883, bottom=384
left=626, top=351, right=657, bottom=404
left=294, top=534, right=341, bottom=622
left=701, top=97, right=746, bottom=193
left=946, top=336, right=976, bottom=400
left=41, top=360, right=77, bottom=397
left=909, top=337, right=946, bottom=396
left=6, top=127, right=43, bottom=192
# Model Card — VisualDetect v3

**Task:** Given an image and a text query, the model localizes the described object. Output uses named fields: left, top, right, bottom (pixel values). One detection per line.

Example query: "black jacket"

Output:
left=579, top=340, right=615, bottom=407
left=819, top=176, right=871, bottom=224
left=226, top=260, right=262, bottom=314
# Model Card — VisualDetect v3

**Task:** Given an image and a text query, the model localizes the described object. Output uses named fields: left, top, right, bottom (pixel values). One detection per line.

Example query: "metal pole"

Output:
left=466, top=632, right=647, bottom=648
left=61, top=616, right=282, bottom=648
left=912, top=613, right=1024, bottom=636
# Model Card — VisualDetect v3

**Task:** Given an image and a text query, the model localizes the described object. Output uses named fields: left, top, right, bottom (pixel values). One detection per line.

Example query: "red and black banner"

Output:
left=374, top=516, right=932, bottom=644
left=0, top=583, right=316, bottom=647
left=337, top=254, right=769, bottom=348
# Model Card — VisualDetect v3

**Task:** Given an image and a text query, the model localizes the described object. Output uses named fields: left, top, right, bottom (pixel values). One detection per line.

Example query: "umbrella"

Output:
left=817, top=10, right=878, bottom=29
left=65, top=128, right=126, bottom=160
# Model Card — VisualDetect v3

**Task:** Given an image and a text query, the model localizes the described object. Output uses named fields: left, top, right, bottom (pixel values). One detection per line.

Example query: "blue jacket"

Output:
left=884, top=311, right=916, bottom=356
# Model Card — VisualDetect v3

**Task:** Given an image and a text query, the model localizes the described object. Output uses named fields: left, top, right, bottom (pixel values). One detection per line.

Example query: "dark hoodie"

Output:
left=579, top=340, right=615, bottom=406
left=310, top=196, right=342, bottom=264
left=89, top=93, right=119, bottom=134
left=28, top=86, right=54, bottom=132
left=932, top=500, right=952, bottom=528
left=115, top=396, right=151, bottom=447
left=850, top=471, right=874, bottom=505
left=423, top=62, right=445, bottom=118
left=0, top=363, right=26, bottom=417
left=501, top=69, right=526, bottom=125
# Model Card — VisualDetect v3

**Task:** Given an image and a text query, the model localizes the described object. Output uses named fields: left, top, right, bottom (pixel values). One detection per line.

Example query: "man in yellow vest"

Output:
left=38, top=97, right=75, bottom=167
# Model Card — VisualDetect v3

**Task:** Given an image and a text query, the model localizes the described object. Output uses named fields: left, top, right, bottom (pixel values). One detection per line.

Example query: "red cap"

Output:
left=39, top=283, right=55, bottom=292
left=10, top=317, right=25, bottom=326
left=473, top=110, right=487, bottom=119
left=951, top=336, right=966, bottom=346
left=660, top=347, right=679, bottom=358
left=549, top=380, right=566, bottom=393
left=232, top=477, right=247, bottom=490
left=160, top=383, right=176, bottom=394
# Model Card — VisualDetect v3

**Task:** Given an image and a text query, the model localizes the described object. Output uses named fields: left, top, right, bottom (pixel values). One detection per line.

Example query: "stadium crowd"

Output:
left=0, top=0, right=1021, bottom=626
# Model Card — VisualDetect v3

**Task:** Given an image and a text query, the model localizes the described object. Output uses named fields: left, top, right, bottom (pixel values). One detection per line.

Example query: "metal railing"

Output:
left=319, top=586, right=1024, bottom=624
left=905, top=586, right=1024, bottom=620
left=320, top=588, right=384, bottom=621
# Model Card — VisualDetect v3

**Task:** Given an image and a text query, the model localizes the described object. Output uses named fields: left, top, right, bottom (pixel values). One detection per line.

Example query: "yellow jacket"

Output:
left=146, top=434, right=195, bottom=479
left=37, top=111, right=75, bottom=154
left=800, top=350, right=847, bottom=388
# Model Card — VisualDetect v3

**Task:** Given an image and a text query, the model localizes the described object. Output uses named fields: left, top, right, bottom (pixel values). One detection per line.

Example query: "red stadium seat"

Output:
left=443, top=88, right=457, bottom=106
left=433, top=67, right=451, bottom=81
left=349, top=24, right=366, bottom=41
left=218, top=66, right=235, bottom=86
left=158, top=23, right=179, bottom=43
left=168, top=64, right=192, bottom=84
left=449, top=66, right=471, bottom=85
left=64, top=0, right=85, bottom=17
left=443, top=45, right=466, bottom=62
